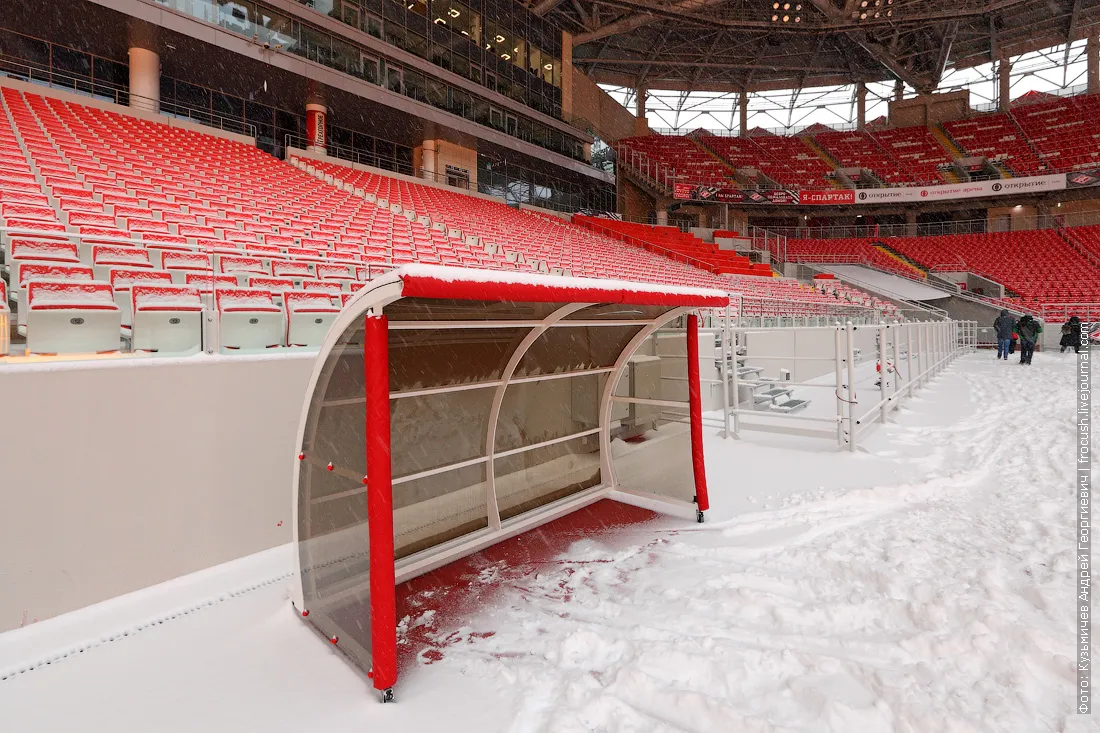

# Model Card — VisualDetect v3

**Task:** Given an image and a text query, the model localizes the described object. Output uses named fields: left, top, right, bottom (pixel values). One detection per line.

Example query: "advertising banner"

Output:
left=1066, top=169, right=1100, bottom=189
left=674, top=174, right=1067, bottom=206
left=674, top=183, right=798, bottom=204
left=799, top=190, right=856, bottom=205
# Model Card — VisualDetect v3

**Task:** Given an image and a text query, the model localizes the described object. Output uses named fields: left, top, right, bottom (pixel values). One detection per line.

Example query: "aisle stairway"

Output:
left=872, top=242, right=927, bottom=278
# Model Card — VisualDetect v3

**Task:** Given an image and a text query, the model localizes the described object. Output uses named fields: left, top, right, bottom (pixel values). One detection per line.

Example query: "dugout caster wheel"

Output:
left=380, top=688, right=395, bottom=703
left=696, top=510, right=705, bottom=524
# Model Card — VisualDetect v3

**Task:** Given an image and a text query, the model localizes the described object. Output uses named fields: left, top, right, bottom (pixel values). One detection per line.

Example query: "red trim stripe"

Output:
left=398, top=273, right=728, bottom=307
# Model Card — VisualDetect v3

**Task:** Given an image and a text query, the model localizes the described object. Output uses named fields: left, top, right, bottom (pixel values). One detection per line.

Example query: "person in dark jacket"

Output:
left=1060, top=316, right=1083, bottom=354
left=993, top=310, right=1015, bottom=360
left=1015, top=315, right=1043, bottom=364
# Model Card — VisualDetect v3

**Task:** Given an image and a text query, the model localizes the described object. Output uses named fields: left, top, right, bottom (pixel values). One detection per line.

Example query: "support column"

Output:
left=998, top=57, right=1012, bottom=112
left=420, top=139, right=438, bottom=181
left=894, top=79, right=904, bottom=102
left=906, top=209, right=918, bottom=236
left=306, top=102, right=328, bottom=154
left=635, top=85, right=648, bottom=136
left=656, top=208, right=669, bottom=226
left=856, top=82, right=867, bottom=131
left=739, top=89, right=749, bottom=137
left=1089, top=35, right=1100, bottom=95
left=127, top=22, right=160, bottom=114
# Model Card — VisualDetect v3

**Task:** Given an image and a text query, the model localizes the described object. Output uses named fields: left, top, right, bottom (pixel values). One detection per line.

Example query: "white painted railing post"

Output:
left=846, top=321, right=858, bottom=452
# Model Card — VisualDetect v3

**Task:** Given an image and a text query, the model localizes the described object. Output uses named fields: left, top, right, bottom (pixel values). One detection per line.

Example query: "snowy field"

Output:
left=0, top=350, right=1093, bottom=732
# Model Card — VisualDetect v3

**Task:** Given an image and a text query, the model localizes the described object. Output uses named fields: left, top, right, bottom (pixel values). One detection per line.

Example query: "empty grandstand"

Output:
left=0, top=0, right=1096, bottom=728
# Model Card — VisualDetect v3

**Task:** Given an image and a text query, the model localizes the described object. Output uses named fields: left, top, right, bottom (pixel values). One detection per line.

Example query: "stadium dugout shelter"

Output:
left=290, top=264, right=726, bottom=701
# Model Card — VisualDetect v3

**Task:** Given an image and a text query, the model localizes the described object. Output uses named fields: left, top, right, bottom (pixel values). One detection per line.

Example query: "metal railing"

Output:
left=0, top=53, right=258, bottom=139
left=611, top=144, right=677, bottom=192
left=284, top=135, right=414, bottom=177
left=706, top=318, right=975, bottom=450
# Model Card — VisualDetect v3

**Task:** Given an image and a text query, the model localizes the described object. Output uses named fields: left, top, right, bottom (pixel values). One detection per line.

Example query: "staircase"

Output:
left=873, top=241, right=928, bottom=278
left=931, top=124, right=965, bottom=159
left=689, top=135, right=740, bottom=178
left=799, top=136, right=847, bottom=189
left=614, top=147, right=674, bottom=198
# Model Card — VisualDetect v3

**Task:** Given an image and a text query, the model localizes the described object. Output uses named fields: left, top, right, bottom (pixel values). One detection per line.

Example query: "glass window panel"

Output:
left=361, top=53, right=380, bottom=84
left=409, top=0, right=428, bottom=16
left=495, top=373, right=605, bottom=452
left=495, top=435, right=601, bottom=521
left=394, top=463, right=488, bottom=558
left=391, top=387, right=495, bottom=478
left=361, top=11, right=383, bottom=37
left=255, top=7, right=296, bottom=48
left=386, top=64, right=403, bottom=93
left=514, top=325, right=642, bottom=377
left=218, top=0, right=254, bottom=34
left=388, top=327, right=527, bottom=390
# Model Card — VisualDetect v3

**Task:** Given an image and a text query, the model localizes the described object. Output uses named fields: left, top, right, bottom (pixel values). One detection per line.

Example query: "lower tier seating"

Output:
left=0, top=84, right=898, bottom=356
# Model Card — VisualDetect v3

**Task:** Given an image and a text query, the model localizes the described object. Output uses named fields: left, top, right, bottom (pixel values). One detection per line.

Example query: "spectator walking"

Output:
left=1060, top=316, right=1083, bottom=354
left=1015, top=314, right=1042, bottom=365
left=993, top=309, right=1015, bottom=360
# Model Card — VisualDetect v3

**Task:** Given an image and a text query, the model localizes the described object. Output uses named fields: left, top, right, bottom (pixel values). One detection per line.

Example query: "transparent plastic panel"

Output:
left=391, top=387, right=496, bottom=478
left=608, top=327, right=695, bottom=504
left=384, top=297, right=558, bottom=322
left=296, top=319, right=373, bottom=672
left=495, top=434, right=602, bottom=521
left=495, top=373, right=607, bottom=453
left=388, top=326, right=528, bottom=391
left=563, top=303, right=675, bottom=321
left=393, top=463, right=489, bottom=559
left=513, top=325, right=642, bottom=377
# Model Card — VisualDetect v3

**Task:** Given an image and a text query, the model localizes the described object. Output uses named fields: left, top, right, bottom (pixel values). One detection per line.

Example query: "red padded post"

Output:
left=686, top=313, right=710, bottom=514
left=364, top=314, right=397, bottom=692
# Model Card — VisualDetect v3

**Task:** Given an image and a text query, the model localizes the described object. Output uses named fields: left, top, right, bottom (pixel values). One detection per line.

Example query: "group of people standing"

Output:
left=993, top=311, right=1085, bottom=363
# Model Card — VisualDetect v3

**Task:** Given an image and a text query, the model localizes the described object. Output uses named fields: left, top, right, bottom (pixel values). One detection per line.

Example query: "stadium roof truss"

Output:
left=603, top=37, right=1092, bottom=133
left=290, top=265, right=725, bottom=700
left=537, top=0, right=1100, bottom=96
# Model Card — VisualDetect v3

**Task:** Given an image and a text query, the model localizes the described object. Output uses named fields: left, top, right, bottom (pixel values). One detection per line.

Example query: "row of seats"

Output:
left=572, top=216, right=774, bottom=277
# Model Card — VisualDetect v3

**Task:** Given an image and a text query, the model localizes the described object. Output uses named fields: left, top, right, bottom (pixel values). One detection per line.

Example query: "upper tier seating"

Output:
left=0, top=85, right=898, bottom=356
left=869, top=127, right=954, bottom=185
left=1011, top=95, right=1100, bottom=174
left=617, top=135, right=734, bottom=187
left=941, top=113, right=1044, bottom=177
left=813, top=131, right=913, bottom=185
left=742, top=134, right=833, bottom=188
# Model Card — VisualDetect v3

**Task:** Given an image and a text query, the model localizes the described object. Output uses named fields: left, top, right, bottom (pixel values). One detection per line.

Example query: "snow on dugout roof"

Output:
left=292, top=266, right=713, bottom=702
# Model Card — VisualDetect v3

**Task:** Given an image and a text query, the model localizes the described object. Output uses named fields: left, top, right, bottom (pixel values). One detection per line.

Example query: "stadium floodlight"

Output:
left=772, top=13, right=779, bottom=20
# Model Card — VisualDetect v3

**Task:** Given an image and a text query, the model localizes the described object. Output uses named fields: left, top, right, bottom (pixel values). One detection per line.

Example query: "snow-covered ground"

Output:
left=0, top=351, right=1092, bottom=732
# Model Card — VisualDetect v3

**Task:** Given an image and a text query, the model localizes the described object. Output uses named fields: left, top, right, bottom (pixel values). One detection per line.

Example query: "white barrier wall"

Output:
left=0, top=353, right=314, bottom=632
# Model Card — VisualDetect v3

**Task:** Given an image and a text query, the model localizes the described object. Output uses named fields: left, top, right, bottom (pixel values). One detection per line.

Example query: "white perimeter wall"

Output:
left=0, top=354, right=314, bottom=632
